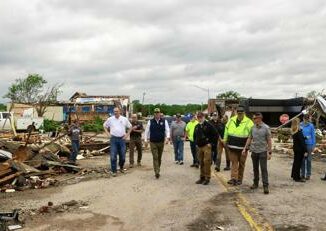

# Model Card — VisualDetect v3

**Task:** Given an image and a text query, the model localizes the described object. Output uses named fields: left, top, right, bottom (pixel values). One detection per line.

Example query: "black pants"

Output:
left=251, top=152, right=269, bottom=186
left=291, top=150, right=304, bottom=180
left=211, top=141, right=218, bottom=164
left=190, top=141, right=199, bottom=164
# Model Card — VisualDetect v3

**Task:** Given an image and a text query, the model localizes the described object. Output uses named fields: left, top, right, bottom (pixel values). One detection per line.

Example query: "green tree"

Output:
left=4, top=74, right=62, bottom=117
left=0, top=103, right=6, bottom=112
left=217, top=90, right=241, bottom=99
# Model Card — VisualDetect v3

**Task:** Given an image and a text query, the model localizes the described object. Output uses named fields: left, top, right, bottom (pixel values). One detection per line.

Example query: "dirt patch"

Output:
left=25, top=211, right=123, bottom=231
left=187, top=192, right=239, bottom=231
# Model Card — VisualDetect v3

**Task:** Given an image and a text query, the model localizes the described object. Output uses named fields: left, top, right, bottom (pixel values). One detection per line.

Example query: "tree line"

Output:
left=132, top=100, right=207, bottom=117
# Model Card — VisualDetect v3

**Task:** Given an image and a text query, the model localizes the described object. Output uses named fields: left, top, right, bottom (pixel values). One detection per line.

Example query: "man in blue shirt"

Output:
left=300, top=114, right=316, bottom=180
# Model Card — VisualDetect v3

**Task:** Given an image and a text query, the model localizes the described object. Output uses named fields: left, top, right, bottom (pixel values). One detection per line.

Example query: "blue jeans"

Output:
left=301, top=144, right=314, bottom=177
left=70, top=139, right=80, bottom=162
left=173, top=138, right=184, bottom=162
left=190, top=141, right=198, bottom=164
left=110, top=136, right=126, bottom=173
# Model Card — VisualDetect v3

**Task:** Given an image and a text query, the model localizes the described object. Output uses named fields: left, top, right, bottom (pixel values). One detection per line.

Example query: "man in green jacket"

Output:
left=224, top=106, right=254, bottom=186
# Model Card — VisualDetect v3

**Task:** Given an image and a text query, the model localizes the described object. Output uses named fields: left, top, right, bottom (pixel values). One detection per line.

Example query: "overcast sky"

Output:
left=1, top=1, right=326, bottom=104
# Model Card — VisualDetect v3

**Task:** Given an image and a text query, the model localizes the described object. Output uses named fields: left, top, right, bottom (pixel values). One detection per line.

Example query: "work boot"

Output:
left=250, top=184, right=258, bottom=189
left=215, top=166, right=220, bottom=172
left=196, top=177, right=205, bottom=184
left=202, top=179, right=210, bottom=185
left=263, top=186, right=269, bottom=194
left=190, top=164, right=196, bottom=167
left=155, top=173, right=160, bottom=179
left=227, top=179, right=236, bottom=185
left=321, top=174, right=326, bottom=181
left=306, top=176, right=310, bottom=180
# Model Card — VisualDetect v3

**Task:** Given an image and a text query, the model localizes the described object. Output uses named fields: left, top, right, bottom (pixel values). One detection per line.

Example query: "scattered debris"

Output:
left=0, top=131, right=110, bottom=193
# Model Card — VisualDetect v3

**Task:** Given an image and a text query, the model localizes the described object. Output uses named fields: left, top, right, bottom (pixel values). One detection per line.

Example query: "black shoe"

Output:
left=227, top=179, right=236, bottom=185
left=263, top=186, right=269, bottom=194
left=234, top=180, right=242, bottom=186
left=155, top=173, right=160, bottom=179
left=196, top=178, right=205, bottom=184
left=215, top=167, right=220, bottom=172
left=179, top=161, right=184, bottom=165
left=250, top=184, right=258, bottom=189
left=321, top=176, right=326, bottom=181
left=305, top=176, right=310, bottom=180
left=202, top=180, right=210, bottom=185
left=119, top=169, right=125, bottom=174
left=195, top=164, right=199, bottom=168
left=224, top=166, right=231, bottom=171
left=294, top=178, right=306, bottom=182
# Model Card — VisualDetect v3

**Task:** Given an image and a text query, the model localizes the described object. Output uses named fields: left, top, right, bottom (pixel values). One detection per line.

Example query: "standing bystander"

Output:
left=68, top=120, right=82, bottom=165
left=300, top=114, right=316, bottom=180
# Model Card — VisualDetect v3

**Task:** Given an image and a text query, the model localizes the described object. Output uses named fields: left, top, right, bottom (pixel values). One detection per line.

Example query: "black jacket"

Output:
left=194, top=121, right=218, bottom=147
left=292, top=130, right=308, bottom=153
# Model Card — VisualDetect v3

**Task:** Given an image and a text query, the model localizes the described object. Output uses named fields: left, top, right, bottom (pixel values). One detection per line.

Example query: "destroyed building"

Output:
left=209, top=97, right=311, bottom=127
left=62, top=92, right=131, bottom=123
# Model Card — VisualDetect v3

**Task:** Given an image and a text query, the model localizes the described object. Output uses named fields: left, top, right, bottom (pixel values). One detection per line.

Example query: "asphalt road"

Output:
left=2, top=141, right=326, bottom=230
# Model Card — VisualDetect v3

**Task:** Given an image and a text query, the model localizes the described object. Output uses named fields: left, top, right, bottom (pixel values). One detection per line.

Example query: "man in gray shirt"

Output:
left=243, top=113, right=272, bottom=194
left=170, top=113, right=186, bottom=165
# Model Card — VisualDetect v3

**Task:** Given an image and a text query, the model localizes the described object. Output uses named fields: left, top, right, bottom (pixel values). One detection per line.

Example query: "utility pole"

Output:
left=192, top=85, right=210, bottom=101
left=142, top=92, right=146, bottom=104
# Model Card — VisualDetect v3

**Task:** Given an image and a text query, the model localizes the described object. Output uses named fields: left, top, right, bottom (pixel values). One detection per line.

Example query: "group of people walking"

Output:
left=65, top=106, right=321, bottom=195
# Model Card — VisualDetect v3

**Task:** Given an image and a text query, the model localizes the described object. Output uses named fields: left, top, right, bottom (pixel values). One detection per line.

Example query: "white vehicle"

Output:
left=0, top=112, right=13, bottom=130
left=0, top=111, right=43, bottom=131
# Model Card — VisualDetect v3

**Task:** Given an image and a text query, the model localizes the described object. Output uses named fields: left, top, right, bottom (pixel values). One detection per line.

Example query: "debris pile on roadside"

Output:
left=0, top=132, right=109, bottom=193
left=273, top=135, right=326, bottom=160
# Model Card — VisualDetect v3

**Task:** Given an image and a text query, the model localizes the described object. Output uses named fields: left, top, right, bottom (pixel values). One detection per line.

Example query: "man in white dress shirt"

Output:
left=103, top=107, right=132, bottom=176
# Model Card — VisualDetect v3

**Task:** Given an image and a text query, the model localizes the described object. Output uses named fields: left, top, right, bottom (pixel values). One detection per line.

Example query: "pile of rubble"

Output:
left=0, top=132, right=109, bottom=193
left=273, top=137, right=326, bottom=160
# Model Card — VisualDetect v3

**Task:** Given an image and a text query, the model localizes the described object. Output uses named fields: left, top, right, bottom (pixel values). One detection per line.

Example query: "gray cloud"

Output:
left=1, top=0, right=326, bottom=104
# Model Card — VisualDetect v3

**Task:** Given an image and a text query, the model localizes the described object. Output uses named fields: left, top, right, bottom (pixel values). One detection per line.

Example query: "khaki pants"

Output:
left=150, top=142, right=164, bottom=175
left=216, top=141, right=230, bottom=168
left=198, top=144, right=212, bottom=180
left=129, top=138, right=142, bottom=164
left=229, top=149, right=247, bottom=181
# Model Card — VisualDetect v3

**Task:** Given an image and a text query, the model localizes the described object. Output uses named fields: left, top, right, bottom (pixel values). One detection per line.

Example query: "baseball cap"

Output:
left=237, top=106, right=245, bottom=113
left=176, top=113, right=181, bottom=118
left=154, top=108, right=160, bottom=113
